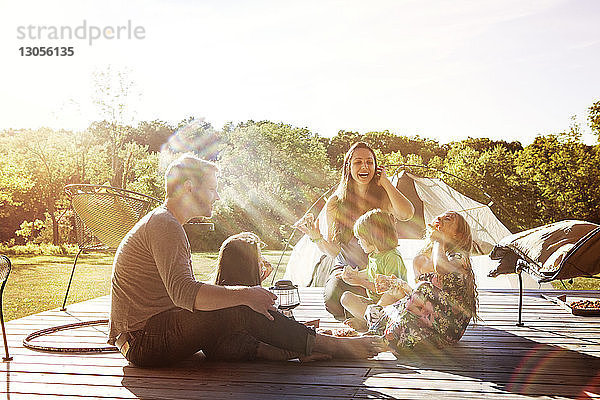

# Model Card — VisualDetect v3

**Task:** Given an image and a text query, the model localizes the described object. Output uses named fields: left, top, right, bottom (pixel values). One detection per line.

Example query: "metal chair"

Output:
left=1, top=255, right=13, bottom=361
left=62, top=184, right=160, bottom=310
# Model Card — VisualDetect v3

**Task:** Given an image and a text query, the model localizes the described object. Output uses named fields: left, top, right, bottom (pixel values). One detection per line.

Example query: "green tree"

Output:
left=458, top=137, right=523, bottom=153
left=131, top=120, right=174, bottom=152
left=326, top=130, right=443, bottom=169
left=6, top=128, right=76, bottom=244
left=516, top=124, right=600, bottom=224
left=324, top=130, right=362, bottom=168
left=0, top=135, right=38, bottom=242
left=589, top=100, right=600, bottom=138
left=91, top=67, right=141, bottom=188
left=123, top=145, right=164, bottom=200
left=214, top=121, right=335, bottom=247
left=376, top=150, right=426, bottom=176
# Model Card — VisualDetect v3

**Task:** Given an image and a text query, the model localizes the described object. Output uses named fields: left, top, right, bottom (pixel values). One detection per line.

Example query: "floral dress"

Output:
left=368, top=255, right=477, bottom=351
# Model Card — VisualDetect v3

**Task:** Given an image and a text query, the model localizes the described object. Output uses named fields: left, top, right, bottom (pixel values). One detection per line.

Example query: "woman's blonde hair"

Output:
left=419, top=211, right=478, bottom=320
left=419, top=211, right=472, bottom=256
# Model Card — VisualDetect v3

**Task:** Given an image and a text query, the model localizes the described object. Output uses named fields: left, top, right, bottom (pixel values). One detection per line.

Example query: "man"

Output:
left=109, top=154, right=384, bottom=366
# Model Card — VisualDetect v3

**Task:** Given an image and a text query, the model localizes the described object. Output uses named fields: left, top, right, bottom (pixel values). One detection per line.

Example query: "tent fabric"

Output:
left=398, top=173, right=512, bottom=254
left=394, top=172, right=425, bottom=239
left=285, top=235, right=326, bottom=287
left=489, top=220, right=600, bottom=282
left=284, top=171, right=513, bottom=287
left=284, top=207, right=330, bottom=287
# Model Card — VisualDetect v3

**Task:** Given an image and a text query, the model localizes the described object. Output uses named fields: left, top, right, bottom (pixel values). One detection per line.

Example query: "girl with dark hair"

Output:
left=209, top=232, right=330, bottom=361
left=210, top=232, right=383, bottom=362
left=295, top=142, right=414, bottom=320
left=214, top=232, right=271, bottom=287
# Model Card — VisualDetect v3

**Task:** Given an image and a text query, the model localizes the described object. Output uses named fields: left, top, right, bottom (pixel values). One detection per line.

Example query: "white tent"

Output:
left=284, top=171, right=550, bottom=290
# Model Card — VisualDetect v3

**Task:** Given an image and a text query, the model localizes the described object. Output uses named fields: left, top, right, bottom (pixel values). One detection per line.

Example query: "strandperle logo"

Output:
left=16, top=20, right=146, bottom=45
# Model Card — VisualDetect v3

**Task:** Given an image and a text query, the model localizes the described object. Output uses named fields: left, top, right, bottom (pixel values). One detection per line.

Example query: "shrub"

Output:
left=0, top=243, right=78, bottom=256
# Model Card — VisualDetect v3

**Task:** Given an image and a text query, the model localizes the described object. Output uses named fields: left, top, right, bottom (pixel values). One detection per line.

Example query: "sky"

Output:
left=1, top=0, right=599, bottom=145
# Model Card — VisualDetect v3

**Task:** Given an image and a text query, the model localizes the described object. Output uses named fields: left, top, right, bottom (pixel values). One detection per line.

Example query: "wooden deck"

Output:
left=2, top=288, right=600, bottom=399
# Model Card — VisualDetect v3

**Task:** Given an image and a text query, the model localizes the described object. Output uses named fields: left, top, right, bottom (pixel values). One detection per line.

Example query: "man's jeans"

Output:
left=124, top=305, right=315, bottom=367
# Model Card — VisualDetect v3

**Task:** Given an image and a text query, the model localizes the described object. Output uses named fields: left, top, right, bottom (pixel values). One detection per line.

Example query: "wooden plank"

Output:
left=2, top=354, right=599, bottom=386
left=2, top=288, right=600, bottom=400
left=0, top=367, right=596, bottom=398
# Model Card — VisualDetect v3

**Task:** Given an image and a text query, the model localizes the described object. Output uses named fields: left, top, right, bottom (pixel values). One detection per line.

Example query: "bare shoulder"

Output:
left=325, top=194, right=340, bottom=211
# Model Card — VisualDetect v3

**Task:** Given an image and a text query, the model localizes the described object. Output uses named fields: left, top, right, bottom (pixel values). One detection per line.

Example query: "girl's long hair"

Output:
left=214, top=233, right=261, bottom=286
left=332, top=142, right=388, bottom=244
left=419, top=211, right=479, bottom=320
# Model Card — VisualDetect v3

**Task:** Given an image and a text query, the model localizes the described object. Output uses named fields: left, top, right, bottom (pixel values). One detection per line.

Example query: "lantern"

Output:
left=270, top=279, right=300, bottom=319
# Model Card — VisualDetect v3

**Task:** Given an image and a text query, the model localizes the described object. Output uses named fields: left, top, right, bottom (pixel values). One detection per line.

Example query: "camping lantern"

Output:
left=270, top=279, right=300, bottom=319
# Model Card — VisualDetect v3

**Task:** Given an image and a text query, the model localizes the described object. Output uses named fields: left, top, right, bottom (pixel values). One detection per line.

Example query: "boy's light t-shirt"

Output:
left=366, top=248, right=407, bottom=301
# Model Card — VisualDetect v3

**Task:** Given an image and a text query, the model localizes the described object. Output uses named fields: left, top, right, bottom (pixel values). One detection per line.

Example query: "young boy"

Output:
left=338, top=209, right=411, bottom=331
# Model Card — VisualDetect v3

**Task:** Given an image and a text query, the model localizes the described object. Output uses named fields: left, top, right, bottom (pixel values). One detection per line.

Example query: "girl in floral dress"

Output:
left=368, top=211, right=479, bottom=351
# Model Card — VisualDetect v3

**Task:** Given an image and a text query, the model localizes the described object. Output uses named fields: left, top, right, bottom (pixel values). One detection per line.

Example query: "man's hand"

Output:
left=241, top=286, right=278, bottom=320
left=195, top=284, right=278, bottom=318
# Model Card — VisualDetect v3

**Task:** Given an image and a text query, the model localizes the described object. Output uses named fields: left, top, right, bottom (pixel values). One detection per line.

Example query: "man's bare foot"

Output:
left=256, top=342, right=301, bottom=361
left=344, top=317, right=368, bottom=332
left=299, top=352, right=332, bottom=362
left=257, top=343, right=332, bottom=362
left=314, top=334, right=386, bottom=359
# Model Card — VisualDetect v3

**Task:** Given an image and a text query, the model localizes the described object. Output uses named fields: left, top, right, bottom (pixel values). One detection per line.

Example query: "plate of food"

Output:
left=317, top=328, right=359, bottom=337
left=569, top=299, right=600, bottom=316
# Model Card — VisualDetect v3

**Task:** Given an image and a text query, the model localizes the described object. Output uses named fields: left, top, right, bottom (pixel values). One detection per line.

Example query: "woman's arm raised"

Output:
left=295, top=195, right=341, bottom=258
left=377, top=166, right=414, bottom=221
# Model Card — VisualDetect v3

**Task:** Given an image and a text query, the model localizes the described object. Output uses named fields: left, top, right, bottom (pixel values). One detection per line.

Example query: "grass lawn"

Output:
left=2, top=250, right=290, bottom=321
left=3, top=250, right=598, bottom=322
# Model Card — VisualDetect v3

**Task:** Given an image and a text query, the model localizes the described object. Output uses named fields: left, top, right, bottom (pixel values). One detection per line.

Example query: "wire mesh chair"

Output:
left=62, top=184, right=160, bottom=310
left=1, top=255, right=13, bottom=361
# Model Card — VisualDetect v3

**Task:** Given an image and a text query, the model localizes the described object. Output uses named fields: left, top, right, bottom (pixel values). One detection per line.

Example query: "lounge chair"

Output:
left=489, top=220, right=600, bottom=325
